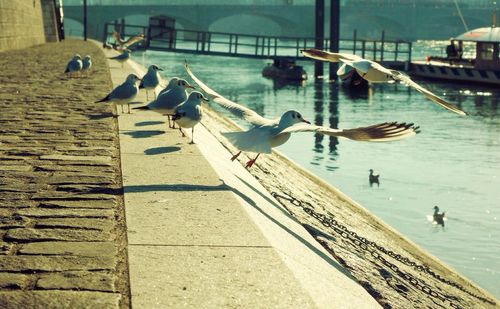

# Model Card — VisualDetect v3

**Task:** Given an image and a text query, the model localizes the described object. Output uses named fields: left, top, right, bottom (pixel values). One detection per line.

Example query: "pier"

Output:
left=103, top=22, right=412, bottom=68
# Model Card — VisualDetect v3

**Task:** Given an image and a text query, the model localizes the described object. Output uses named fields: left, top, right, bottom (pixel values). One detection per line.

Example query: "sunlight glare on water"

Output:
left=134, top=44, right=500, bottom=297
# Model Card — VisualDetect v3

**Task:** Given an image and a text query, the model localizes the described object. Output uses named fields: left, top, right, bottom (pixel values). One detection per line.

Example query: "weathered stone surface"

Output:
left=36, top=271, right=116, bottom=292
left=32, top=192, right=116, bottom=201
left=0, top=166, right=32, bottom=172
left=38, top=200, right=116, bottom=209
left=0, top=216, right=30, bottom=229
left=0, top=256, right=115, bottom=272
left=0, top=243, right=13, bottom=255
left=15, top=208, right=114, bottom=218
left=5, top=228, right=113, bottom=242
left=0, top=273, right=29, bottom=289
left=0, top=290, right=120, bottom=308
left=39, top=155, right=111, bottom=163
left=18, top=241, right=116, bottom=257
left=34, top=218, right=113, bottom=231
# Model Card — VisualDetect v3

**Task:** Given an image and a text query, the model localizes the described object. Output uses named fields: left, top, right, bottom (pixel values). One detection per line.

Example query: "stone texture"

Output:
left=0, top=256, right=115, bottom=272
left=5, top=228, right=112, bottom=242
left=15, top=208, right=114, bottom=219
left=0, top=273, right=29, bottom=289
left=18, top=242, right=116, bottom=257
left=36, top=271, right=116, bottom=292
left=0, top=290, right=120, bottom=308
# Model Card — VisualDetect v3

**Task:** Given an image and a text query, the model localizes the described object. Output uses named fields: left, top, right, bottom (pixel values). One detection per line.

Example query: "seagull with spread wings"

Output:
left=302, top=49, right=466, bottom=116
left=112, top=30, right=145, bottom=49
left=185, top=63, right=419, bottom=168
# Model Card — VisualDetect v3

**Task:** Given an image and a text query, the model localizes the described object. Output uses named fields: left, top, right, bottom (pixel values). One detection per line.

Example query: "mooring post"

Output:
left=329, top=0, right=340, bottom=81
left=83, top=0, right=87, bottom=41
left=315, top=0, right=325, bottom=79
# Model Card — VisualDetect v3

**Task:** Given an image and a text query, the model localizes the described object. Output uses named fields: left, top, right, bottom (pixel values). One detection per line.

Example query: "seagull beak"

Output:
left=187, top=84, right=195, bottom=89
left=158, top=67, right=164, bottom=71
left=202, top=96, right=209, bottom=102
left=302, top=119, right=311, bottom=124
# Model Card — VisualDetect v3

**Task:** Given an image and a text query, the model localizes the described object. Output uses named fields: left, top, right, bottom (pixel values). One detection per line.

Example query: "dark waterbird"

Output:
left=433, top=206, right=446, bottom=227
left=369, top=169, right=380, bottom=187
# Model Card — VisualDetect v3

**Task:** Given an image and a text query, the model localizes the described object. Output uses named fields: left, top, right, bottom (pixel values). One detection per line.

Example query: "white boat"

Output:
left=411, top=26, right=500, bottom=86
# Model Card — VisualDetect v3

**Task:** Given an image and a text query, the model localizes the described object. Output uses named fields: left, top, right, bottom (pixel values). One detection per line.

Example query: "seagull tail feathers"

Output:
left=132, top=106, right=150, bottom=110
left=95, top=95, right=110, bottom=103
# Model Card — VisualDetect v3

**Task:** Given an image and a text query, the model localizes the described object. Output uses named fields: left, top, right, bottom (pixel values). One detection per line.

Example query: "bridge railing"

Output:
left=103, top=22, right=412, bottom=62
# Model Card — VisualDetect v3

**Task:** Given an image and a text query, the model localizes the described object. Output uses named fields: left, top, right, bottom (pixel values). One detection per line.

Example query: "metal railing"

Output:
left=103, top=22, right=412, bottom=63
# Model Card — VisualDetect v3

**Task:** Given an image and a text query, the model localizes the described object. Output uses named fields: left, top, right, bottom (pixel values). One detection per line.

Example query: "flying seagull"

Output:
left=185, top=62, right=419, bottom=168
left=302, top=49, right=466, bottom=116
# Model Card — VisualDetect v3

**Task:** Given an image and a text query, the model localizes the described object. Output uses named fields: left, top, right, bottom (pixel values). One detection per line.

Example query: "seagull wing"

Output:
left=302, top=49, right=361, bottom=62
left=278, top=121, right=419, bottom=142
left=184, top=62, right=271, bottom=126
left=112, top=30, right=125, bottom=45
left=390, top=71, right=466, bottom=116
left=123, top=33, right=145, bottom=48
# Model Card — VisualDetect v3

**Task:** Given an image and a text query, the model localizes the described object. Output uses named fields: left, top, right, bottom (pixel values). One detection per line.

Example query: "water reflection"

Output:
left=328, top=83, right=339, bottom=155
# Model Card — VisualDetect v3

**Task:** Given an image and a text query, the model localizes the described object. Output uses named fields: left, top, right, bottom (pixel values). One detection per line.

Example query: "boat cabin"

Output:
left=454, top=27, right=500, bottom=70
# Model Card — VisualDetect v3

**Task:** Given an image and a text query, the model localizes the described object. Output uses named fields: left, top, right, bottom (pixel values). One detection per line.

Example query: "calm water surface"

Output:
left=134, top=45, right=500, bottom=298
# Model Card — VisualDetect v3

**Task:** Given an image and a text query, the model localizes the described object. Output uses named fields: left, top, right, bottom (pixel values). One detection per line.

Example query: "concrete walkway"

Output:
left=104, top=49, right=380, bottom=308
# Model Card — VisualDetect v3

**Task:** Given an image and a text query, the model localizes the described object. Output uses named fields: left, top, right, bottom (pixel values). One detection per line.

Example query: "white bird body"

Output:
left=65, top=54, right=82, bottom=75
left=185, top=62, right=419, bottom=167
left=139, top=65, right=163, bottom=100
left=96, top=74, right=140, bottom=114
left=82, top=55, right=92, bottom=71
left=302, top=49, right=466, bottom=116
left=172, top=91, right=209, bottom=143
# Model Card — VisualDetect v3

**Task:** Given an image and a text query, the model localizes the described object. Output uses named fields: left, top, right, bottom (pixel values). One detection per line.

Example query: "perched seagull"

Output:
left=139, top=64, right=163, bottom=100
left=109, top=49, right=131, bottom=68
left=133, top=78, right=194, bottom=128
left=82, top=55, right=92, bottom=74
left=369, top=169, right=380, bottom=187
left=172, top=91, right=209, bottom=144
left=302, top=49, right=466, bottom=116
left=158, top=77, right=179, bottom=96
left=185, top=63, right=419, bottom=168
left=64, top=54, right=83, bottom=77
left=95, top=74, right=141, bottom=115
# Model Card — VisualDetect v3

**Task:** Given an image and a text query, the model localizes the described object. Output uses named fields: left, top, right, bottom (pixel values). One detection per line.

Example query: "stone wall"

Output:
left=0, top=0, right=58, bottom=53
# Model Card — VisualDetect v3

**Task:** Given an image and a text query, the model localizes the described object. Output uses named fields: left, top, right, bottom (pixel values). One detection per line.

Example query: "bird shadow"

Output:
left=144, top=146, right=181, bottom=155
left=135, top=121, right=165, bottom=127
left=87, top=113, right=115, bottom=120
left=121, top=130, right=165, bottom=138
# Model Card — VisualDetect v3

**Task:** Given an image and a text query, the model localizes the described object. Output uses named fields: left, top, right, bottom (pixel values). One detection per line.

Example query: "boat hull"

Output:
left=411, top=61, right=500, bottom=85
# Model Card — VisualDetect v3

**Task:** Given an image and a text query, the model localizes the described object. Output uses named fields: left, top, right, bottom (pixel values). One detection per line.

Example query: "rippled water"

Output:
left=133, top=44, right=500, bottom=298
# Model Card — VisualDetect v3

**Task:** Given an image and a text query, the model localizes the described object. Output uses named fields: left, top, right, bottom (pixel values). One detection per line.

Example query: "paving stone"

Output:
left=32, top=192, right=116, bottom=201
left=5, top=228, right=112, bottom=242
left=40, top=155, right=111, bottom=163
left=0, top=166, right=32, bottom=172
left=0, top=290, right=120, bottom=308
left=15, top=208, right=114, bottom=218
left=0, top=273, right=29, bottom=289
left=0, top=216, right=30, bottom=229
left=36, top=271, right=116, bottom=292
left=18, top=241, right=116, bottom=257
left=38, top=200, right=116, bottom=209
left=34, top=218, right=112, bottom=231
left=0, top=256, right=115, bottom=272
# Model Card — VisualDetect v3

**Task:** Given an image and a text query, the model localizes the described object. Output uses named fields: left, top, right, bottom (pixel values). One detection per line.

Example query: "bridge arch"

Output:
left=342, top=14, right=407, bottom=40
left=208, top=13, right=298, bottom=37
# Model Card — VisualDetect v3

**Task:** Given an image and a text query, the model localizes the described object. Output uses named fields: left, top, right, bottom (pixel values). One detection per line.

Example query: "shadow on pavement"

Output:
left=135, top=121, right=165, bottom=127
left=144, top=146, right=181, bottom=155
left=122, top=130, right=165, bottom=138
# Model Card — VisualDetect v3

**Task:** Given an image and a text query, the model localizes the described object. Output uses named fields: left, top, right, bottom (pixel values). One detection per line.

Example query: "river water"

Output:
left=133, top=43, right=500, bottom=298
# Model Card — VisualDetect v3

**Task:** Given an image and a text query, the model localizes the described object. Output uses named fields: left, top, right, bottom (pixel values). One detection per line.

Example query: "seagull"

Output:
left=64, top=54, right=83, bottom=77
left=172, top=91, right=209, bottom=144
left=302, top=49, right=466, bottom=116
left=369, top=169, right=380, bottom=187
left=95, top=74, right=141, bottom=115
left=185, top=63, right=420, bottom=168
left=109, top=49, right=131, bottom=68
left=82, top=55, right=92, bottom=74
left=112, top=30, right=145, bottom=49
left=158, top=77, right=179, bottom=96
left=133, top=78, right=194, bottom=128
left=139, top=64, right=163, bottom=100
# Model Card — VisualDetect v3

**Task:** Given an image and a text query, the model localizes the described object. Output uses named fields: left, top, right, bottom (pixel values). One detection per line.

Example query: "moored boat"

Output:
left=411, top=25, right=500, bottom=86
left=262, top=58, right=307, bottom=81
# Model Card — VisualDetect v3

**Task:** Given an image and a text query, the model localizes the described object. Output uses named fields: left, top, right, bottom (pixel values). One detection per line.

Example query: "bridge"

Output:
left=63, top=1, right=493, bottom=41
